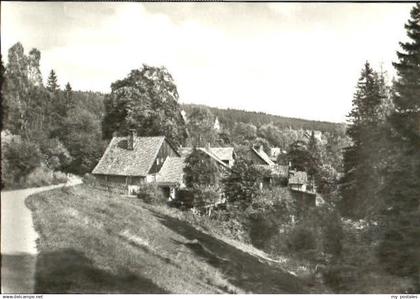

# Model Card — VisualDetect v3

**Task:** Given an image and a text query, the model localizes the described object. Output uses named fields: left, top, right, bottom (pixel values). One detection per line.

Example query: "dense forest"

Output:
left=1, top=43, right=106, bottom=189
left=182, top=103, right=345, bottom=134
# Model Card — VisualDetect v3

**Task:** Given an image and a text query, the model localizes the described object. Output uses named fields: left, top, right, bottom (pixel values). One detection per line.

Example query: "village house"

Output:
left=155, top=156, right=186, bottom=200
left=245, top=145, right=275, bottom=166
left=288, top=170, right=316, bottom=194
left=288, top=171, right=308, bottom=191
left=92, top=131, right=315, bottom=203
left=243, top=145, right=289, bottom=189
left=304, top=130, right=323, bottom=142
left=255, top=164, right=290, bottom=189
left=92, top=132, right=235, bottom=198
left=92, top=130, right=180, bottom=194
left=213, top=117, right=221, bottom=132
left=179, top=145, right=235, bottom=168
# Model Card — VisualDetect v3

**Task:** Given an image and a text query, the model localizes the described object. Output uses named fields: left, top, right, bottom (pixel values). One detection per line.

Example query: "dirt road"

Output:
left=1, top=176, right=82, bottom=293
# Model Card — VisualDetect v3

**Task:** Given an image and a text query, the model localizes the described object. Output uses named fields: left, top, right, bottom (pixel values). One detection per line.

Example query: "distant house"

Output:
left=156, top=156, right=186, bottom=200
left=304, top=130, right=323, bottom=142
left=180, top=110, right=188, bottom=124
left=243, top=145, right=290, bottom=189
left=179, top=145, right=235, bottom=168
left=92, top=131, right=180, bottom=194
left=269, top=147, right=281, bottom=162
left=255, top=164, right=289, bottom=189
left=213, top=117, right=221, bottom=132
left=288, top=170, right=315, bottom=193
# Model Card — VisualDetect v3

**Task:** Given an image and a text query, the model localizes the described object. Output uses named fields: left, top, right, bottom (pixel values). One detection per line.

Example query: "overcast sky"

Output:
left=1, top=2, right=414, bottom=122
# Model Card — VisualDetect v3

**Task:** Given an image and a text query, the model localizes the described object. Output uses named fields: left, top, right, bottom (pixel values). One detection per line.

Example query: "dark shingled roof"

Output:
left=289, top=171, right=308, bottom=185
left=156, top=157, right=185, bottom=186
left=92, top=136, right=172, bottom=176
left=178, top=147, right=231, bottom=169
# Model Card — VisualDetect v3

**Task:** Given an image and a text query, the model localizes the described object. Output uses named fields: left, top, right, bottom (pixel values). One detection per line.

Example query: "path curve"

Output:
left=1, top=175, right=82, bottom=293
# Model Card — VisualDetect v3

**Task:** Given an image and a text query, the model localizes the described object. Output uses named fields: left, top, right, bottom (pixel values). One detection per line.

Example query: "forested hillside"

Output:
left=182, top=104, right=345, bottom=134
left=1, top=43, right=106, bottom=189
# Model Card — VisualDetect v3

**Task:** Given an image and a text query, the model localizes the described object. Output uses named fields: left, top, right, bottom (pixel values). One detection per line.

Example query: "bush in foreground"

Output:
left=82, top=173, right=97, bottom=186
left=1, top=134, right=42, bottom=189
left=137, top=184, right=166, bottom=204
left=25, top=165, right=68, bottom=187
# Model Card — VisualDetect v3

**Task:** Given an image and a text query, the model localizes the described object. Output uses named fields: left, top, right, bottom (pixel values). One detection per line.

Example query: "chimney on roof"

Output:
left=258, top=145, right=264, bottom=153
left=205, top=142, right=211, bottom=151
left=128, top=129, right=136, bottom=150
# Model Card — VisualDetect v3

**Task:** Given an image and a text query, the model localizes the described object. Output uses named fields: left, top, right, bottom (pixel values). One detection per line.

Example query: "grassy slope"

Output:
left=25, top=185, right=307, bottom=294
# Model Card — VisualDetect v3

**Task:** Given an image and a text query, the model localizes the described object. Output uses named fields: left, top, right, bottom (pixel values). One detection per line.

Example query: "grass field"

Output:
left=25, top=184, right=308, bottom=294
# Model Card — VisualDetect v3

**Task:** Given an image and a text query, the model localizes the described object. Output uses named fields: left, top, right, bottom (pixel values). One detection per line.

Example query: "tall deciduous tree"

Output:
left=3, top=42, right=30, bottom=133
left=183, top=148, right=221, bottom=209
left=60, top=108, right=105, bottom=175
left=232, top=122, right=257, bottom=145
left=102, top=65, right=187, bottom=147
left=184, top=148, right=220, bottom=188
left=186, top=107, right=218, bottom=147
left=28, top=48, right=43, bottom=87
left=258, top=123, right=283, bottom=147
left=377, top=4, right=420, bottom=291
left=223, top=157, right=265, bottom=206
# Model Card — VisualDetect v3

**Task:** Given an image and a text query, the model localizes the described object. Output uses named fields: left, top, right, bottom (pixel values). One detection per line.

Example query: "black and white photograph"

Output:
left=1, top=1, right=419, bottom=295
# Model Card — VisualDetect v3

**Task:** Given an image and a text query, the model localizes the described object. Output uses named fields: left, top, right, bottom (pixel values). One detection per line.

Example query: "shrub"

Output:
left=53, top=171, right=68, bottom=184
left=171, top=189, right=194, bottom=210
left=137, top=184, right=166, bottom=204
left=1, top=136, right=42, bottom=189
left=191, top=185, right=221, bottom=212
left=82, top=173, right=97, bottom=186
left=25, top=165, right=53, bottom=187
left=42, top=138, right=73, bottom=171
left=287, top=225, right=317, bottom=252
left=24, top=165, right=68, bottom=188
left=322, top=212, right=344, bottom=256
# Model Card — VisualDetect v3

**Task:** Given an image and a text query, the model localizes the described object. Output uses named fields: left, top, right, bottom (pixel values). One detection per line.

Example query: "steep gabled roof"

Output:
left=198, top=148, right=230, bottom=169
left=92, top=136, right=177, bottom=176
left=252, top=147, right=275, bottom=166
left=179, top=147, right=232, bottom=169
left=156, top=157, right=185, bottom=186
left=289, top=171, right=308, bottom=185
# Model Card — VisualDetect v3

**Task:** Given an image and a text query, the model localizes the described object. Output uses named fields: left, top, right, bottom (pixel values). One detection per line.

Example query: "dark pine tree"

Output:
left=64, top=82, right=74, bottom=110
left=377, top=4, right=420, bottom=292
left=46, top=69, right=59, bottom=92
left=340, top=62, right=386, bottom=219
left=307, top=130, right=321, bottom=176
left=0, top=55, right=5, bottom=131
